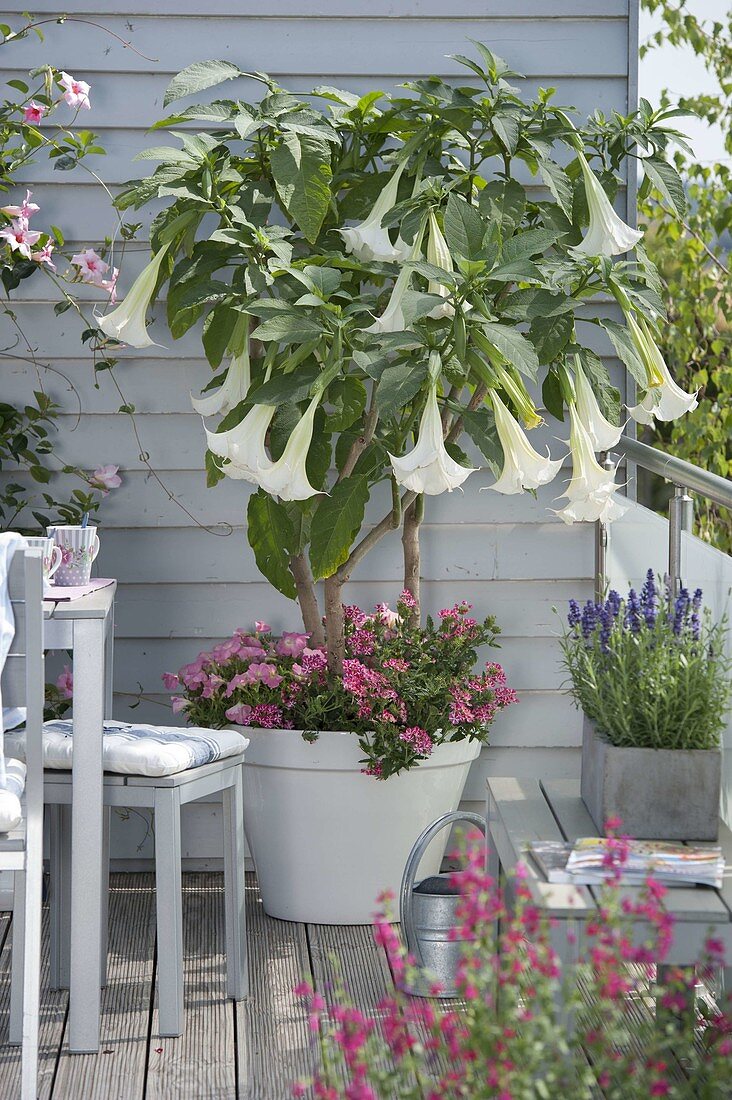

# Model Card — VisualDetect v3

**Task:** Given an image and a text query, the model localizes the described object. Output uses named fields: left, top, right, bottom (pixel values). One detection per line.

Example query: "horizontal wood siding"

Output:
left=0, top=2, right=634, bottom=857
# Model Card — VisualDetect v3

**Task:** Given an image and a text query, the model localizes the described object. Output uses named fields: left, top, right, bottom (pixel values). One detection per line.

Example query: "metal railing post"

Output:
left=668, top=485, right=694, bottom=591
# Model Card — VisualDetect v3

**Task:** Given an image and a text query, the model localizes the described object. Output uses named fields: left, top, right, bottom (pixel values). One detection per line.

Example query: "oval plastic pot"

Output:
left=235, top=726, right=481, bottom=924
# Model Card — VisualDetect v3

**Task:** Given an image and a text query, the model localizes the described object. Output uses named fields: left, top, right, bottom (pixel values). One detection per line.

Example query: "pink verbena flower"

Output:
left=398, top=588, right=417, bottom=610
left=1, top=190, right=39, bottom=220
left=250, top=703, right=283, bottom=728
left=343, top=604, right=368, bottom=627
left=225, top=703, right=252, bottom=725
left=161, top=671, right=179, bottom=690
left=350, top=628, right=376, bottom=656
left=399, top=726, right=433, bottom=755
left=89, top=463, right=122, bottom=492
left=372, top=602, right=400, bottom=627
left=1, top=218, right=41, bottom=259
left=59, top=72, right=91, bottom=110
left=383, top=657, right=409, bottom=672
left=298, top=648, right=327, bottom=674
left=23, top=101, right=46, bottom=124
left=56, top=665, right=73, bottom=699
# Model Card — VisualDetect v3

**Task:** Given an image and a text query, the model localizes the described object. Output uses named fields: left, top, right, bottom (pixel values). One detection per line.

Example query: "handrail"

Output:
left=616, top=437, right=732, bottom=511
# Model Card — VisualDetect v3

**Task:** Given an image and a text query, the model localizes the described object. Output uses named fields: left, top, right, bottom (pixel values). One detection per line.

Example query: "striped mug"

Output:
left=24, top=536, right=62, bottom=584
left=47, top=525, right=100, bottom=586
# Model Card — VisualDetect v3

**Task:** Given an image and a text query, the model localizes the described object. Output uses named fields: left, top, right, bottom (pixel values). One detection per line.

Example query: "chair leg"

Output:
left=100, top=807, right=111, bottom=988
left=9, top=871, right=26, bottom=1045
left=20, top=839, right=43, bottom=1100
left=154, top=787, right=184, bottom=1037
left=48, top=804, right=72, bottom=991
left=223, top=767, right=248, bottom=1000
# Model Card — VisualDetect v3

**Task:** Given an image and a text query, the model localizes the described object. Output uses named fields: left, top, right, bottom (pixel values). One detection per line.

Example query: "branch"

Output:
left=338, top=487, right=417, bottom=583
left=290, top=553, right=325, bottom=647
left=682, top=219, right=731, bottom=278
left=402, top=495, right=423, bottom=626
left=446, top=383, right=488, bottom=445
left=338, top=388, right=378, bottom=481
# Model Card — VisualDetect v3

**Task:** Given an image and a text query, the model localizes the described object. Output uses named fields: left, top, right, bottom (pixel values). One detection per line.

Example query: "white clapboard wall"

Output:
left=0, top=1, right=637, bottom=863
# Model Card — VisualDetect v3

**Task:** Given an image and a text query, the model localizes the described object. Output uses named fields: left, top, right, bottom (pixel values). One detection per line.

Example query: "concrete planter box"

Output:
left=580, top=716, right=721, bottom=841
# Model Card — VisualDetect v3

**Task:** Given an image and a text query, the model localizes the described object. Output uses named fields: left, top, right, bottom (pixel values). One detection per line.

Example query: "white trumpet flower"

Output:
left=556, top=404, right=626, bottom=524
left=488, top=390, right=562, bottom=495
left=573, top=357, right=623, bottom=451
left=257, top=394, right=322, bottom=501
left=573, top=151, right=643, bottom=258
left=191, top=339, right=251, bottom=417
left=626, top=315, right=698, bottom=424
left=365, top=228, right=425, bottom=335
left=97, top=244, right=170, bottom=347
left=426, top=210, right=455, bottom=319
left=389, top=385, right=476, bottom=495
left=339, top=160, right=406, bottom=262
left=204, top=403, right=276, bottom=485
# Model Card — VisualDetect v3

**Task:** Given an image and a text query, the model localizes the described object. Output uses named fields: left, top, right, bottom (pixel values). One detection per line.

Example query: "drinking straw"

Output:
left=81, top=512, right=89, bottom=528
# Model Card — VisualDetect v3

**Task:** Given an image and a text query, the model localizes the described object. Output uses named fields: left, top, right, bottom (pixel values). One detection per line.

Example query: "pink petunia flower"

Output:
left=56, top=664, right=73, bottom=700
left=23, top=101, right=46, bottom=124
left=89, top=463, right=122, bottom=492
left=171, top=696, right=189, bottom=715
left=247, top=662, right=283, bottom=689
left=275, top=631, right=310, bottom=659
left=254, top=620, right=271, bottom=633
left=212, top=636, right=242, bottom=663
left=31, top=241, right=56, bottom=271
left=161, top=672, right=179, bottom=690
left=59, top=72, right=91, bottom=111
left=0, top=218, right=41, bottom=259
left=1, top=189, right=39, bottom=221
left=225, top=703, right=253, bottom=725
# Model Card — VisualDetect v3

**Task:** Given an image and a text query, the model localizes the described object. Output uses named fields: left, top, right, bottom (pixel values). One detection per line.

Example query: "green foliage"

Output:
left=639, top=1, right=732, bottom=550
left=559, top=576, right=731, bottom=751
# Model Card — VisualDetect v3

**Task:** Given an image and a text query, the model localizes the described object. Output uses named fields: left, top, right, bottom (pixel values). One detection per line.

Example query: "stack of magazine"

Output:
left=529, top=838, right=724, bottom=889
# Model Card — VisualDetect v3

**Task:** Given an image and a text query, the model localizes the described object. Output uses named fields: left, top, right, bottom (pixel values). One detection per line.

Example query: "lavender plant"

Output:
left=559, top=571, right=731, bottom=750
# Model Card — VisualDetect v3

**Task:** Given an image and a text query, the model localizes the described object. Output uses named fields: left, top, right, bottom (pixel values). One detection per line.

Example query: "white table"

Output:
left=43, top=583, right=116, bottom=1053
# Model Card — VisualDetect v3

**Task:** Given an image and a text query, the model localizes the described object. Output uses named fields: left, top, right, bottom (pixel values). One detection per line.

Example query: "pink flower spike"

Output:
left=71, top=247, right=109, bottom=285
left=31, top=241, right=56, bottom=271
left=23, top=101, right=46, bottom=124
left=56, top=665, right=73, bottom=700
left=89, top=463, right=122, bottom=492
left=0, top=218, right=41, bottom=259
left=1, top=190, right=39, bottom=220
left=59, top=71, right=91, bottom=110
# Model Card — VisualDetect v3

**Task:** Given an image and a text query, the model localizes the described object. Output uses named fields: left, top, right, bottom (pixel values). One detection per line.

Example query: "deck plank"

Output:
left=237, top=874, right=315, bottom=1100
left=0, top=908, right=67, bottom=1100
left=51, top=871, right=155, bottom=1100
left=145, top=872, right=236, bottom=1100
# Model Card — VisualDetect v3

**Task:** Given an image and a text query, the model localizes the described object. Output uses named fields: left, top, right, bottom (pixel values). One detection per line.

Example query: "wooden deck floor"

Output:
left=0, top=872, right=334, bottom=1100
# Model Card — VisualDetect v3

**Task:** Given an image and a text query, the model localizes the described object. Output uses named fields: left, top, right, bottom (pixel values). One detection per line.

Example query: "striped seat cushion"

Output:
left=0, top=758, right=25, bottom=833
left=6, top=721, right=248, bottom=778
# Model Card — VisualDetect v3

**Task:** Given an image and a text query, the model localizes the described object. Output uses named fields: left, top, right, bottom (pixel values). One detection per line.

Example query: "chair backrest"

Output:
left=2, top=548, right=45, bottom=822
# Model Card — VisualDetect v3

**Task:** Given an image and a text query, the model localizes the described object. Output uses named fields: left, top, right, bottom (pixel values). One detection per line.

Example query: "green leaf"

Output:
left=537, top=157, right=573, bottom=215
left=270, top=132, right=332, bottom=243
left=478, top=179, right=526, bottom=235
left=493, top=111, right=520, bottom=155
left=500, top=227, right=560, bottom=265
left=530, top=313, right=573, bottom=364
left=163, top=60, right=242, bottom=107
left=444, top=192, right=486, bottom=261
left=375, top=360, right=429, bottom=418
left=309, top=472, right=370, bottom=580
left=599, top=319, right=647, bottom=387
left=480, top=322, right=540, bottom=381
left=542, top=370, right=565, bottom=422
left=461, top=408, right=502, bottom=474
left=251, top=313, right=324, bottom=344
left=252, top=360, right=322, bottom=406
left=247, top=490, right=297, bottom=599
left=202, top=305, right=239, bottom=369
left=643, top=156, right=687, bottom=218
left=326, top=376, right=367, bottom=432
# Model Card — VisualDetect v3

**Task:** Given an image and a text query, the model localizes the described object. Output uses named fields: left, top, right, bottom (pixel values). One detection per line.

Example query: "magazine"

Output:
left=529, top=838, right=724, bottom=889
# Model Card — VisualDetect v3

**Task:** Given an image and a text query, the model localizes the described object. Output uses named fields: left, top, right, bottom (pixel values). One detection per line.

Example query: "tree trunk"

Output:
left=324, top=575, right=345, bottom=674
left=402, top=495, right=422, bottom=626
left=290, top=553, right=325, bottom=647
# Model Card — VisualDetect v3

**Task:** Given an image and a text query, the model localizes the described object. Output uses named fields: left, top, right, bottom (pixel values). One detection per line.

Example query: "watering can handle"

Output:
left=399, top=810, right=486, bottom=971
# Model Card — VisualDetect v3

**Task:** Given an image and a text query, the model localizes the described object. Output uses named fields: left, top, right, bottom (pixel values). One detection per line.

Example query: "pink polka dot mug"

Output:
left=46, top=525, right=100, bottom=586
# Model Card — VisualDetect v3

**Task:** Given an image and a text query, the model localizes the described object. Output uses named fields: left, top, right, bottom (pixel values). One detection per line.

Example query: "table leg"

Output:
left=104, top=604, right=114, bottom=719
left=68, top=616, right=105, bottom=1053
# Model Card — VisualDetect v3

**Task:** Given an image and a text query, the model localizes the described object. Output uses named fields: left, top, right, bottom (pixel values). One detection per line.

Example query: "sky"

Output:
left=639, top=0, right=729, bottom=163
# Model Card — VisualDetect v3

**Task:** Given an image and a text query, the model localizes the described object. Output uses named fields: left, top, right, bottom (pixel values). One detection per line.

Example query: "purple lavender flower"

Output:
left=692, top=587, right=703, bottom=610
left=606, top=590, right=622, bottom=619
left=673, top=588, right=690, bottom=637
left=568, top=599, right=581, bottom=629
left=599, top=604, right=614, bottom=652
left=625, top=588, right=642, bottom=634
left=581, top=601, right=598, bottom=640
left=640, top=569, right=657, bottom=628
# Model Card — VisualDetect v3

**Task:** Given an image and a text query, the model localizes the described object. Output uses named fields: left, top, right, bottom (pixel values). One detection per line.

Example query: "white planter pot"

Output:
left=236, top=726, right=481, bottom=924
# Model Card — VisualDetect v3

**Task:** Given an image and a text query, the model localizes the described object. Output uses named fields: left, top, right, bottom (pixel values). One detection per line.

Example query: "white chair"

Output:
left=1, top=547, right=44, bottom=1100
left=35, top=724, right=249, bottom=1038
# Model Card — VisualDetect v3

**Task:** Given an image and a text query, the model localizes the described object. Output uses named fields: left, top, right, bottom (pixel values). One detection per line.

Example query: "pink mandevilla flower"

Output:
left=59, top=72, right=91, bottom=110
left=0, top=218, right=41, bottom=259
left=31, top=241, right=56, bottom=271
left=56, top=665, right=73, bottom=700
left=1, top=189, right=39, bottom=221
left=89, top=464, right=122, bottom=492
left=23, top=101, right=46, bottom=124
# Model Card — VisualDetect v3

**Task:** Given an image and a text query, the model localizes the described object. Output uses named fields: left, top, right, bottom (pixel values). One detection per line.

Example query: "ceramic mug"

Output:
left=47, top=525, right=100, bottom=586
left=25, top=536, right=62, bottom=584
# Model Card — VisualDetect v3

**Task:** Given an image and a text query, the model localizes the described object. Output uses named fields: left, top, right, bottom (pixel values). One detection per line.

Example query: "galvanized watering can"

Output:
left=399, top=810, right=486, bottom=998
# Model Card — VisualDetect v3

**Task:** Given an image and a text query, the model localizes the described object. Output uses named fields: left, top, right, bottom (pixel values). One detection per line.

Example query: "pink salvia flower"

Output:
left=56, top=665, right=73, bottom=699
left=89, top=464, right=122, bottom=492
left=59, top=72, right=91, bottom=110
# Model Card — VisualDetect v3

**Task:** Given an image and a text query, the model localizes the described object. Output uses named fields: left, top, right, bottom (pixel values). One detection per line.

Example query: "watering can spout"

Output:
left=399, top=810, right=486, bottom=998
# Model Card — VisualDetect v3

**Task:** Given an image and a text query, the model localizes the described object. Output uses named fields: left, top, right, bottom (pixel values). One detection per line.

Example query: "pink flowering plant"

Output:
left=294, top=829, right=731, bottom=1098
left=165, top=594, right=516, bottom=779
